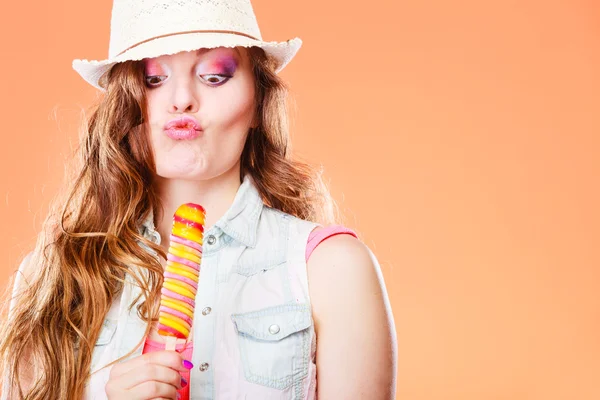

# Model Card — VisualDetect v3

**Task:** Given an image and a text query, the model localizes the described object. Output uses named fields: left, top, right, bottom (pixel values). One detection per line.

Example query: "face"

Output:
left=143, top=47, right=256, bottom=180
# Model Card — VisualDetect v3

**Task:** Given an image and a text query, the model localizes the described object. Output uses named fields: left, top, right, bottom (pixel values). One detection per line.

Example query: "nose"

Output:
left=168, top=79, right=199, bottom=114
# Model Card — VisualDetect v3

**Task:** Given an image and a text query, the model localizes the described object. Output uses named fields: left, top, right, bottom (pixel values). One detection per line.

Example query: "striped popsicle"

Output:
left=158, top=203, right=205, bottom=342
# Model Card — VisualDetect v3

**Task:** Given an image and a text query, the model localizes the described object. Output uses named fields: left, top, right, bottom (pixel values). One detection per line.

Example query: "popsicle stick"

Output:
left=165, top=335, right=177, bottom=351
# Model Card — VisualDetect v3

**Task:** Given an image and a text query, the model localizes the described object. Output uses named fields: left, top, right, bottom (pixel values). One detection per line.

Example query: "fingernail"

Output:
left=183, top=359, right=194, bottom=369
left=177, top=393, right=181, bottom=400
left=181, top=377, right=188, bottom=387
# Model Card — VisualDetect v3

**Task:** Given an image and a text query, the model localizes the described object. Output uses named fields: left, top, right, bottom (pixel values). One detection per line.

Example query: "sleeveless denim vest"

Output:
left=83, top=174, right=320, bottom=399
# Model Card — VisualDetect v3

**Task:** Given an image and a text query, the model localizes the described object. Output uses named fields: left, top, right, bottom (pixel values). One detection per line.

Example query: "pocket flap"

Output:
left=231, top=303, right=312, bottom=342
left=96, top=318, right=117, bottom=346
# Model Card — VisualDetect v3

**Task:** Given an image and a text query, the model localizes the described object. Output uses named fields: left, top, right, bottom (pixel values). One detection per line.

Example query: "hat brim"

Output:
left=72, top=32, right=302, bottom=91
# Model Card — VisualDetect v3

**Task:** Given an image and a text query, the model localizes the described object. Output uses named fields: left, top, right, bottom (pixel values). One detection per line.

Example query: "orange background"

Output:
left=1, top=1, right=599, bottom=399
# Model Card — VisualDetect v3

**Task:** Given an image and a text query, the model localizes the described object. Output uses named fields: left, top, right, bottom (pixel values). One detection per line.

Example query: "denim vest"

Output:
left=83, top=174, right=320, bottom=399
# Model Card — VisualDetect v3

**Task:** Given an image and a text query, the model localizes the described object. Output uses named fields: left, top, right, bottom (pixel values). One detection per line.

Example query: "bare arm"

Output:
left=307, top=234, right=397, bottom=399
left=2, top=252, right=37, bottom=398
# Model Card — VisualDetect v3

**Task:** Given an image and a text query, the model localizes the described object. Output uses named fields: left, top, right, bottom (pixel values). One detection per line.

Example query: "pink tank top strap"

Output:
left=305, top=225, right=358, bottom=261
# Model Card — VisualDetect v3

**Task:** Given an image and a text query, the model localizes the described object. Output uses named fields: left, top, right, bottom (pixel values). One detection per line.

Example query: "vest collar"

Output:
left=139, top=173, right=264, bottom=248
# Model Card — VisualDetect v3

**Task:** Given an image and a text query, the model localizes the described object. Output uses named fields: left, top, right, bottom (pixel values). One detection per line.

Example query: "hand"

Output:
left=105, top=350, right=191, bottom=399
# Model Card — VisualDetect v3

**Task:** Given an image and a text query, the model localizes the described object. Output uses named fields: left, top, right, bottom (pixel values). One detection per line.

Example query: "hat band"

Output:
left=116, top=30, right=261, bottom=57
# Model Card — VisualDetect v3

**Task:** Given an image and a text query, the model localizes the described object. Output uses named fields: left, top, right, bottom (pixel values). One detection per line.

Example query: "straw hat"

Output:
left=72, top=0, right=302, bottom=91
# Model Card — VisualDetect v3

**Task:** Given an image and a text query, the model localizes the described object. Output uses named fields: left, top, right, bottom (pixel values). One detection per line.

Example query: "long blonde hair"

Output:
left=0, top=46, right=339, bottom=399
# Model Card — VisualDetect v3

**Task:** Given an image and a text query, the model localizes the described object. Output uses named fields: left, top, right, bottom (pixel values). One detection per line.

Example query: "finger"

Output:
left=116, top=363, right=183, bottom=391
left=130, top=380, right=178, bottom=400
left=111, top=350, right=189, bottom=378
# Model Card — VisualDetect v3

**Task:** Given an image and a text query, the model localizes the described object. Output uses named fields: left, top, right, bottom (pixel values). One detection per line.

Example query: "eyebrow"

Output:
left=196, top=47, right=241, bottom=57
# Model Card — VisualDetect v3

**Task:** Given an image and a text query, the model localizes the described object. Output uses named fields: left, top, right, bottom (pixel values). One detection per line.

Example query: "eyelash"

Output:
left=144, top=74, right=232, bottom=88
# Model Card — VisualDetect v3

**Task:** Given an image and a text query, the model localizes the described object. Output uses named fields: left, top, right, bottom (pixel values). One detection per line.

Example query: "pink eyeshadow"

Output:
left=144, top=59, right=164, bottom=76
left=202, top=56, right=238, bottom=75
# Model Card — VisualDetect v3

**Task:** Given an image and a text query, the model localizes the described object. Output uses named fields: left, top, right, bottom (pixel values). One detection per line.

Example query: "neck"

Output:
left=153, top=165, right=243, bottom=249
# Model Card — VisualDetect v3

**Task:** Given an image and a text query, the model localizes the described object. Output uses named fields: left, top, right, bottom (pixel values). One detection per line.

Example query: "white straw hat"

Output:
left=72, top=0, right=302, bottom=91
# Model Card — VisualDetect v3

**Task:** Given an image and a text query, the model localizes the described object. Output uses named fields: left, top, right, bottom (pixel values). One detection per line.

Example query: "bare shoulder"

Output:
left=306, top=233, right=397, bottom=399
left=8, top=252, right=36, bottom=308
left=15, top=252, right=36, bottom=287
left=309, top=227, right=369, bottom=261
left=306, top=232, right=385, bottom=305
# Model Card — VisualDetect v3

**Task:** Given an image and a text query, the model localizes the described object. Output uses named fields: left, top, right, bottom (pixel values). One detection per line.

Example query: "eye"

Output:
left=145, top=75, right=167, bottom=87
left=201, top=74, right=231, bottom=86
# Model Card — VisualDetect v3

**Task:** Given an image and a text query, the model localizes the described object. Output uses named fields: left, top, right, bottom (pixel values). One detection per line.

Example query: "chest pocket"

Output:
left=231, top=303, right=312, bottom=390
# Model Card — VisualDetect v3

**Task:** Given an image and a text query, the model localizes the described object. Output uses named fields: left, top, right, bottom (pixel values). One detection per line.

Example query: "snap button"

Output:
left=199, top=362, right=209, bottom=372
left=206, top=235, right=216, bottom=245
left=202, top=307, right=212, bottom=316
left=268, top=324, right=280, bottom=335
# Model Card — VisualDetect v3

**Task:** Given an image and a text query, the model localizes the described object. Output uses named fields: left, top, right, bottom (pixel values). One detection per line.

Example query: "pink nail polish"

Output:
left=183, top=359, right=194, bottom=369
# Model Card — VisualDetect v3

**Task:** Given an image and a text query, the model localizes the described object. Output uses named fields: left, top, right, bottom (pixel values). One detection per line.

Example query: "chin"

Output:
left=154, top=152, right=242, bottom=181
left=157, top=171, right=204, bottom=181
left=154, top=154, right=207, bottom=177
left=155, top=165, right=204, bottom=179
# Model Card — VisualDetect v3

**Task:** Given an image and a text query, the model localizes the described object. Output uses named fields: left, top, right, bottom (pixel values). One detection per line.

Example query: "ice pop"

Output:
left=158, top=203, right=205, bottom=349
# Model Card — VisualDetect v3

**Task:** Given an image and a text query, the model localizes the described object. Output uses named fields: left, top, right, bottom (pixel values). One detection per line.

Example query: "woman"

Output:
left=0, top=0, right=397, bottom=399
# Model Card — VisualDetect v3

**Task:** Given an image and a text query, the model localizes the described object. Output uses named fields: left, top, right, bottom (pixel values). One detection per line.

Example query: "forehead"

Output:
left=147, top=46, right=243, bottom=63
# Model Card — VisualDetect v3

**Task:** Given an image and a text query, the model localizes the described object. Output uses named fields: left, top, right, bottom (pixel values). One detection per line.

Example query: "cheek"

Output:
left=224, top=99, right=253, bottom=125
left=216, top=87, right=255, bottom=126
left=146, top=96, right=168, bottom=133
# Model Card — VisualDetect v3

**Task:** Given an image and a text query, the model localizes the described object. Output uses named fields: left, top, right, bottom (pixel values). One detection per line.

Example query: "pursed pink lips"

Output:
left=164, top=116, right=203, bottom=140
